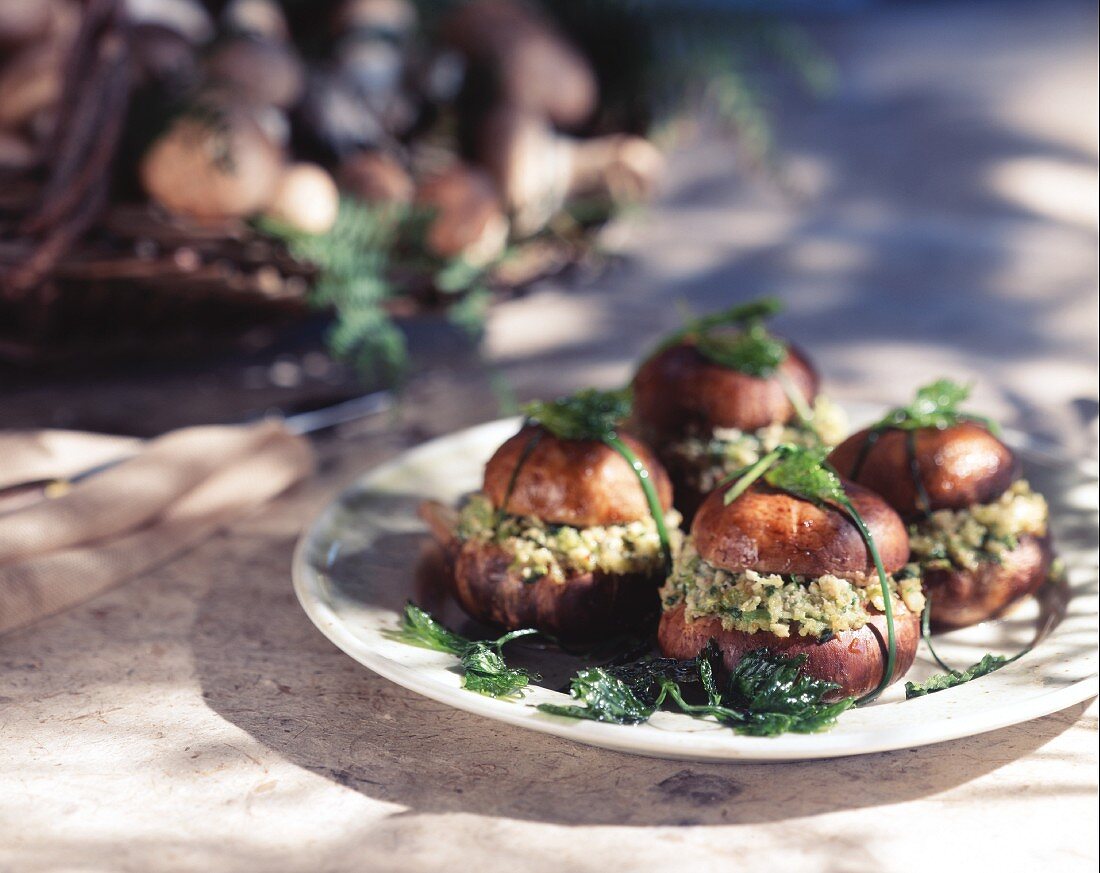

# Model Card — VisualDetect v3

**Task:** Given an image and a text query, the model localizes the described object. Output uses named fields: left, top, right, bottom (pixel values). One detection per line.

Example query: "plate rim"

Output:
left=292, top=414, right=1099, bottom=762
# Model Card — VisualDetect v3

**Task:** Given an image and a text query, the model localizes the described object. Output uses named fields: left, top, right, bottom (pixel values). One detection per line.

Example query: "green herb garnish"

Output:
left=693, top=324, right=788, bottom=378
left=522, top=388, right=633, bottom=441
left=539, top=644, right=852, bottom=736
left=387, top=603, right=539, bottom=698
left=538, top=668, right=657, bottom=724
left=873, top=378, right=1001, bottom=436
left=662, top=298, right=784, bottom=348
left=905, top=654, right=1014, bottom=698
left=717, top=648, right=855, bottom=735
left=390, top=607, right=851, bottom=736
left=661, top=297, right=788, bottom=378
left=523, top=388, right=671, bottom=573
left=720, top=444, right=898, bottom=704
left=905, top=596, right=1022, bottom=699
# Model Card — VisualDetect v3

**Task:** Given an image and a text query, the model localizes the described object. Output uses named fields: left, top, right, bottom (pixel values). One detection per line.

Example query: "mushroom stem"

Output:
left=481, top=108, right=662, bottom=237
left=568, top=134, right=664, bottom=203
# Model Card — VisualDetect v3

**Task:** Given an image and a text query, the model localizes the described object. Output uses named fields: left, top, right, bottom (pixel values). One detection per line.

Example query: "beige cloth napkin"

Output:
left=0, top=421, right=314, bottom=636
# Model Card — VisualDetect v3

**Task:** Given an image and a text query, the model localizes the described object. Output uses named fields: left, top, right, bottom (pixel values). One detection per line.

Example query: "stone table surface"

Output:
left=2, top=2, right=1098, bottom=871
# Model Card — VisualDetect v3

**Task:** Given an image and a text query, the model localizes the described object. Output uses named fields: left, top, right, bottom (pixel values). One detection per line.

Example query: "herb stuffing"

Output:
left=457, top=492, right=679, bottom=584
left=662, top=396, right=849, bottom=494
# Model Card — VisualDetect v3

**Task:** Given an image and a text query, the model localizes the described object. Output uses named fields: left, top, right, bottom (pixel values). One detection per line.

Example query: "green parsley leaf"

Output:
left=538, top=668, right=656, bottom=724
left=540, top=645, right=854, bottom=736
left=387, top=603, right=539, bottom=699
left=522, top=388, right=632, bottom=441
left=874, top=378, right=1001, bottom=435
left=907, top=596, right=1024, bottom=699
left=762, top=445, right=846, bottom=505
left=460, top=643, right=537, bottom=698
left=721, top=444, right=844, bottom=507
left=388, top=601, right=470, bottom=655
left=656, top=297, right=790, bottom=378
left=667, top=297, right=785, bottom=344
left=905, top=653, right=1013, bottom=698
left=694, top=325, right=788, bottom=377
left=723, top=649, right=854, bottom=735
left=606, top=655, right=703, bottom=707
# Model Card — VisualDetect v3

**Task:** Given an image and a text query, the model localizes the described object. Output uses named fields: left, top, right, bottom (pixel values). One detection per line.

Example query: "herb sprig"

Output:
left=388, top=607, right=853, bottom=736
left=720, top=444, right=898, bottom=703
left=693, top=324, right=787, bottom=378
left=522, top=388, right=672, bottom=573
left=662, top=298, right=784, bottom=349
left=387, top=603, right=539, bottom=698
left=522, top=388, right=633, bottom=442
left=904, top=654, right=1014, bottom=698
left=539, top=644, right=852, bottom=736
left=661, top=297, right=788, bottom=378
left=905, top=597, right=1022, bottom=699
left=873, top=379, right=1001, bottom=436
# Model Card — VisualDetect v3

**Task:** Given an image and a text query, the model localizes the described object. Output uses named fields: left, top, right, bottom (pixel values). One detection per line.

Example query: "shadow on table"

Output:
left=189, top=530, right=1095, bottom=828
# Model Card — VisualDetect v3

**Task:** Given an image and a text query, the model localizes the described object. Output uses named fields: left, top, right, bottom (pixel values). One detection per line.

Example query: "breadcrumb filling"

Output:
left=661, top=540, right=924, bottom=638
left=908, top=480, right=1048, bottom=572
left=456, top=492, right=682, bottom=583
left=663, top=396, right=848, bottom=492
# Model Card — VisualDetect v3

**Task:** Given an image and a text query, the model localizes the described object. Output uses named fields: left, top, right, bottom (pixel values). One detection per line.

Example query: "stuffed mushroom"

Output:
left=828, top=380, right=1053, bottom=628
left=632, top=298, right=846, bottom=520
left=420, top=390, right=682, bottom=640
left=658, top=452, right=922, bottom=700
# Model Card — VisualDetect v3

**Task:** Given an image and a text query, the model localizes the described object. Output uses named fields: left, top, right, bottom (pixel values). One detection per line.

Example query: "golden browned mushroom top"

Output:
left=483, top=425, right=673, bottom=528
left=828, top=422, right=1018, bottom=520
left=632, top=339, right=819, bottom=437
left=692, top=480, right=909, bottom=578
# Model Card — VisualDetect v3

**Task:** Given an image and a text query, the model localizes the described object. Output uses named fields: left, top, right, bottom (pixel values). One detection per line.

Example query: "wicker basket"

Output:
left=0, top=0, right=311, bottom=365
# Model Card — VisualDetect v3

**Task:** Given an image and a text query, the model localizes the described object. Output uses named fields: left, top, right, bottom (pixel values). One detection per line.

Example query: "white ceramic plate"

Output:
left=292, top=406, right=1099, bottom=761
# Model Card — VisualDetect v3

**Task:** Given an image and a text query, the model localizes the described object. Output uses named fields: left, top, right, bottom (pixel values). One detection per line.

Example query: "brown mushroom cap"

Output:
left=658, top=603, right=920, bottom=700
left=415, top=164, right=508, bottom=266
left=337, top=150, right=414, bottom=205
left=828, top=422, right=1019, bottom=519
left=924, top=533, right=1053, bottom=628
left=483, top=425, right=673, bottom=528
left=692, top=480, right=910, bottom=577
left=139, top=106, right=283, bottom=221
left=632, top=339, right=819, bottom=437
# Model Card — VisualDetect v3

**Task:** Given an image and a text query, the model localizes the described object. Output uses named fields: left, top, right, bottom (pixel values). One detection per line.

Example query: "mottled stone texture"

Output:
left=1, top=1, right=1097, bottom=870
